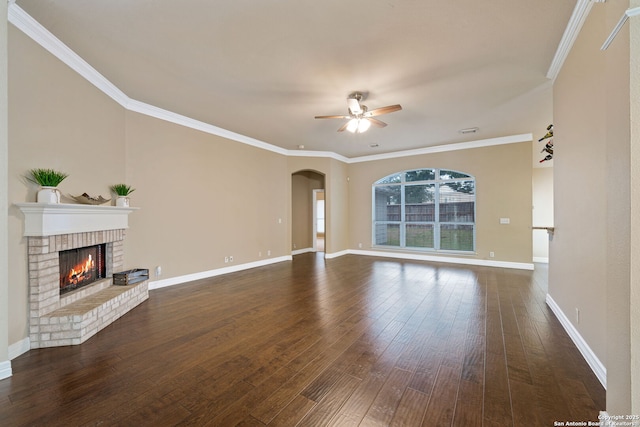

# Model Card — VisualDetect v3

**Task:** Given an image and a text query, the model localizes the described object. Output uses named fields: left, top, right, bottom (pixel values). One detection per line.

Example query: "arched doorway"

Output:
left=291, top=170, right=325, bottom=254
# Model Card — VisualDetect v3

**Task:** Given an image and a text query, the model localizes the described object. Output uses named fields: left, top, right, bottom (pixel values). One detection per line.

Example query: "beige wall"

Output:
left=553, top=0, right=631, bottom=414
left=1, top=0, right=10, bottom=366
left=327, top=159, right=350, bottom=254
left=123, top=111, right=290, bottom=277
left=348, top=142, right=533, bottom=263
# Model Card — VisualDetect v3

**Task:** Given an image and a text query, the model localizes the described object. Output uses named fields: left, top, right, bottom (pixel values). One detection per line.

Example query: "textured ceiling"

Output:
left=16, top=0, right=576, bottom=158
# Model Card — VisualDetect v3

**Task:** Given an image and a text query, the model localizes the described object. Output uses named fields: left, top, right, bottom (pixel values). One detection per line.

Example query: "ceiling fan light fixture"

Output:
left=357, top=118, right=371, bottom=133
left=315, top=92, right=401, bottom=133
left=346, top=118, right=372, bottom=133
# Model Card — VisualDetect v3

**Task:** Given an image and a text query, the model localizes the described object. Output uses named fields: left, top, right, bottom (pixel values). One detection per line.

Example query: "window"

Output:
left=372, top=169, right=475, bottom=252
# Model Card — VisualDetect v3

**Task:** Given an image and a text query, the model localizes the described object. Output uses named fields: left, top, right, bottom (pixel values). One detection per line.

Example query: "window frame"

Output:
left=371, top=168, right=476, bottom=253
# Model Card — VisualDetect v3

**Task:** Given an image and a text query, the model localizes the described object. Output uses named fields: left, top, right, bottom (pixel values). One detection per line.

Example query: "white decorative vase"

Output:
left=37, top=186, right=61, bottom=204
left=116, top=196, right=130, bottom=207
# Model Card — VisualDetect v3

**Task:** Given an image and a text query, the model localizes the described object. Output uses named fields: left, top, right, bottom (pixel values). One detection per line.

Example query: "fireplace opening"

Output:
left=59, top=244, right=106, bottom=294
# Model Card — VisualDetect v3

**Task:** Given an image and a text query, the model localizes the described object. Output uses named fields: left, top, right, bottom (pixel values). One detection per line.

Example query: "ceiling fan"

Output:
left=315, top=92, right=402, bottom=133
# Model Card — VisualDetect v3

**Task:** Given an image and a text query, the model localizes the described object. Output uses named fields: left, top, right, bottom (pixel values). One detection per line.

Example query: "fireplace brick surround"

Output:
left=17, top=204, right=148, bottom=349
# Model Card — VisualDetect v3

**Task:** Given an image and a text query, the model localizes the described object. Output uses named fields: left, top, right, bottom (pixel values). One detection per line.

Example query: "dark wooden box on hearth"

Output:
left=113, top=268, right=149, bottom=286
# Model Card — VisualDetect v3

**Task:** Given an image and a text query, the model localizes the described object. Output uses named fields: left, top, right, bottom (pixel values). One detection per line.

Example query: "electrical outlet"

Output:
left=155, top=266, right=162, bottom=277
left=358, top=243, right=362, bottom=248
left=224, top=256, right=229, bottom=263
left=259, top=251, right=262, bottom=257
left=229, top=255, right=233, bottom=262
left=489, top=251, right=495, bottom=258
left=267, top=250, right=271, bottom=256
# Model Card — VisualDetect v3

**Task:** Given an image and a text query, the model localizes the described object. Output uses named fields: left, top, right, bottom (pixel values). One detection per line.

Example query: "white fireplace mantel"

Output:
left=15, top=203, right=139, bottom=237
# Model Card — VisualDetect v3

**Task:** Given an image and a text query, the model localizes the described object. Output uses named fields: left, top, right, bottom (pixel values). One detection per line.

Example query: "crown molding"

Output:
left=126, top=99, right=289, bottom=156
left=547, top=0, right=597, bottom=80
left=347, top=133, right=533, bottom=164
left=601, top=6, right=640, bottom=50
left=8, top=3, right=288, bottom=157
left=7, top=3, right=535, bottom=164
left=286, top=149, right=350, bottom=163
left=8, top=3, right=129, bottom=106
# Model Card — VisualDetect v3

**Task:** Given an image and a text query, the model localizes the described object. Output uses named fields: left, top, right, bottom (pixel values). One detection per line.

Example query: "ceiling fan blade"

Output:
left=315, top=114, right=350, bottom=119
left=364, top=104, right=402, bottom=117
left=337, top=122, right=350, bottom=132
left=368, top=118, right=387, bottom=128
left=347, top=98, right=363, bottom=115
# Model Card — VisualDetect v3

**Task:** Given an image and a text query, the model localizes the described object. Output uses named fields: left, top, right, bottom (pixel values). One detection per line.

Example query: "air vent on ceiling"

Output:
left=458, top=127, right=479, bottom=134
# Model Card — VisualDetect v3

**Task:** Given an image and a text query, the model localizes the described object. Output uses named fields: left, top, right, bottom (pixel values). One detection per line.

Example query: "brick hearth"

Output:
left=27, top=229, right=148, bottom=348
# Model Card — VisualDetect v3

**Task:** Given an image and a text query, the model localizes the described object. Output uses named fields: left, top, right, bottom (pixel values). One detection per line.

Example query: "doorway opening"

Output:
left=532, top=166, right=553, bottom=292
left=291, top=170, right=325, bottom=255
left=314, top=190, right=325, bottom=252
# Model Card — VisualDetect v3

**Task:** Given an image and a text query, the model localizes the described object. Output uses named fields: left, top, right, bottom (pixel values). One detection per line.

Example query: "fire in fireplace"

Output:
left=59, top=244, right=106, bottom=294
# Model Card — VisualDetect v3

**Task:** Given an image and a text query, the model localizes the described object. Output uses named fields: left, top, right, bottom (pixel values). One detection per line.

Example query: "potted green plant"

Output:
left=110, top=184, right=135, bottom=207
left=27, top=168, right=68, bottom=204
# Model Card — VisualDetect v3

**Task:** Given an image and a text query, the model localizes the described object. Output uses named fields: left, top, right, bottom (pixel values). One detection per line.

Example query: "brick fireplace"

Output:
left=17, top=203, right=149, bottom=348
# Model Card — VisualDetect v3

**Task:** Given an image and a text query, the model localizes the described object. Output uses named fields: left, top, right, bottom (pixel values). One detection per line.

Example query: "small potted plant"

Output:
left=27, top=168, right=68, bottom=204
left=110, top=184, right=135, bottom=207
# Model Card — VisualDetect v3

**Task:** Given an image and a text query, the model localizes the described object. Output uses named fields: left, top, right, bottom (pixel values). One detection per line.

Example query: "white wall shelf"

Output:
left=15, top=203, right=139, bottom=237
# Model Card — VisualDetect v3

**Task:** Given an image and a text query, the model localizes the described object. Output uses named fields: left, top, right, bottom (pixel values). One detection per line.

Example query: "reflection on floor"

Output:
left=533, top=262, right=549, bottom=293
left=316, top=235, right=324, bottom=252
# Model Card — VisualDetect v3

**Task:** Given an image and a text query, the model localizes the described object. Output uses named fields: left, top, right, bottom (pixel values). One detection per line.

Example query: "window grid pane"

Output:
left=438, top=181, right=475, bottom=223
left=439, top=224, right=474, bottom=251
left=406, top=169, right=436, bottom=182
left=405, top=224, right=434, bottom=248
left=405, top=184, right=435, bottom=222
left=375, top=223, right=401, bottom=246
left=439, top=170, right=471, bottom=180
left=376, top=173, right=402, bottom=184
left=374, top=185, right=401, bottom=221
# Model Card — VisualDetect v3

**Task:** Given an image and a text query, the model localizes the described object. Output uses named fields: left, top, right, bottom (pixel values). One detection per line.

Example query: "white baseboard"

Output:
left=0, top=360, right=12, bottom=380
left=148, top=255, right=292, bottom=290
left=533, top=256, right=549, bottom=263
left=152, top=248, right=528, bottom=290
left=149, top=250, right=535, bottom=291
left=546, top=294, right=607, bottom=388
left=343, top=249, right=534, bottom=270
left=9, top=337, right=30, bottom=360
left=292, top=247, right=314, bottom=256
left=324, top=250, right=350, bottom=259
left=149, top=248, right=534, bottom=290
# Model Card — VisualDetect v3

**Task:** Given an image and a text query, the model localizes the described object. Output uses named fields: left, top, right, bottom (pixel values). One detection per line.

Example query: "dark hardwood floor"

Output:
left=0, top=254, right=605, bottom=426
